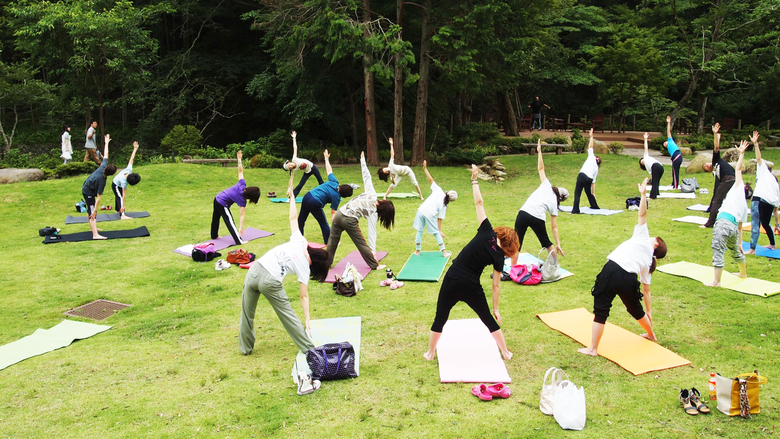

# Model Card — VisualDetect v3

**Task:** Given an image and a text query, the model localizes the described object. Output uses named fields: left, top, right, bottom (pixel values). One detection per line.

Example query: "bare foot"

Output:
left=442, top=251, right=451, bottom=258
left=96, top=228, right=104, bottom=231
left=732, top=272, right=747, bottom=279
left=704, top=281, right=720, bottom=287
left=745, top=249, right=756, bottom=255
left=92, top=234, right=107, bottom=240
left=501, top=350, right=513, bottom=360
left=414, top=250, right=421, bottom=256
left=422, top=351, right=435, bottom=361
left=120, top=215, right=131, bottom=220
left=577, top=347, right=598, bottom=356
left=639, top=333, right=657, bottom=342
left=764, top=245, right=776, bottom=250
left=699, top=225, right=706, bottom=229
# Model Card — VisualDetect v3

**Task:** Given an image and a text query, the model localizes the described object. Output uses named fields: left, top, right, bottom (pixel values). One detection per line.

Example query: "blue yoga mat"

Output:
left=742, top=241, right=780, bottom=259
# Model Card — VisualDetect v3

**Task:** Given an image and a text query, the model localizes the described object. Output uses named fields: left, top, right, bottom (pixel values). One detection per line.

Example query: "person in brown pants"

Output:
left=83, top=120, right=100, bottom=165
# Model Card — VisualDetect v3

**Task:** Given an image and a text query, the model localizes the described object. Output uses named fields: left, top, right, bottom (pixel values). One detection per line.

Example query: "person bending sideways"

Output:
left=112, top=141, right=142, bottom=219
left=378, top=138, right=424, bottom=200
left=513, top=140, right=567, bottom=262
left=702, top=123, right=735, bottom=228
left=746, top=132, right=780, bottom=254
left=423, top=164, right=519, bottom=361
left=578, top=178, right=667, bottom=357
left=283, top=131, right=324, bottom=197
left=212, top=150, right=260, bottom=245
left=664, top=116, right=683, bottom=189
left=639, top=132, right=664, bottom=199
left=326, top=151, right=394, bottom=271
left=81, top=135, right=117, bottom=240
left=706, top=141, right=752, bottom=287
left=571, top=128, right=601, bottom=214
left=413, top=160, right=457, bottom=257
left=298, top=149, right=354, bottom=244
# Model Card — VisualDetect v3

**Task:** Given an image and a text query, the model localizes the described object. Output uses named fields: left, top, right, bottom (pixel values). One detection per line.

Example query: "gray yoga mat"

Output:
left=0, top=320, right=111, bottom=370
left=65, top=211, right=150, bottom=224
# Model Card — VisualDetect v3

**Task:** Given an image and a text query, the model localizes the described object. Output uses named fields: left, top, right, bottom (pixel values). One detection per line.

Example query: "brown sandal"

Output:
left=690, top=388, right=710, bottom=414
left=679, top=389, right=698, bottom=415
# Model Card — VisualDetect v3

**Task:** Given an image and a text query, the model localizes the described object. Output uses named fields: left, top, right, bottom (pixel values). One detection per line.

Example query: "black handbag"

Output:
left=333, top=275, right=356, bottom=297
left=306, top=342, right=358, bottom=381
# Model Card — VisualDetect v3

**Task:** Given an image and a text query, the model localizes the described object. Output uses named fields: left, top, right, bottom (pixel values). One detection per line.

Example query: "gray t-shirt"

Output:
left=85, top=127, right=97, bottom=149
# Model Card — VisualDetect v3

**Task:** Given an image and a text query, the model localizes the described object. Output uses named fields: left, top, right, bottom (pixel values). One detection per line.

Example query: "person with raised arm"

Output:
left=81, top=134, right=117, bottom=240
left=702, top=123, right=736, bottom=228
left=413, top=160, right=458, bottom=257
left=746, top=132, right=779, bottom=254
left=239, top=172, right=330, bottom=396
left=706, top=141, right=752, bottom=287
left=211, top=150, right=260, bottom=245
left=639, top=132, right=664, bottom=199
left=578, top=178, right=667, bottom=357
left=112, top=141, right=142, bottom=219
left=283, top=131, right=324, bottom=197
left=378, top=138, right=424, bottom=200
left=297, top=149, right=355, bottom=244
left=664, top=116, right=683, bottom=189
left=326, top=151, right=395, bottom=270
left=423, top=164, right=518, bottom=362
left=513, top=140, right=567, bottom=261
left=571, top=128, right=601, bottom=214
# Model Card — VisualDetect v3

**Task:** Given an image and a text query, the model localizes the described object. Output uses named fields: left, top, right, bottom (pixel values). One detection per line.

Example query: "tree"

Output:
left=0, top=61, right=53, bottom=155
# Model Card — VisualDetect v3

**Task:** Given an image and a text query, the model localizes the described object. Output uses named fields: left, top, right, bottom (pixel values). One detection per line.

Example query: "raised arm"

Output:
left=471, top=164, right=487, bottom=225
left=587, top=128, right=594, bottom=151
left=751, top=131, right=761, bottom=163
left=291, top=131, right=298, bottom=160
left=128, top=141, right=139, bottom=166
left=422, top=160, right=434, bottom=185
left=638, top=178, right=649, bottom=226
left=360, top=151, right=375, bottom=195
left=666, top=115, right=672, bottom=139
left=236, top=150, right=244, bottom=180
left=323, top=149, right=333, bottom=176
left=388, top=137, right=394, bottom=160
left=643, top=132, right=649, bottom=156
left=537, top=140, right=547, bottom=183
left=103, top=134, right=111, bottom=159
left=287, top=171, right=298, bottom=233
left=735, top=140, right=749, bottom=186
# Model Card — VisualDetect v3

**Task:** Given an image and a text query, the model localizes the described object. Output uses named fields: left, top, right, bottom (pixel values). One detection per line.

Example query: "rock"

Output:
left=592, top=140, right=609, bottom=155
left=679, top=147, right=693, bottom=156
left=747, top=159, right=775, bottom=174
left=686, top=153, right=712, bottom=174
left=721, top=148, right=739, bottom=163
left=0, top=168, right=44, bottom=184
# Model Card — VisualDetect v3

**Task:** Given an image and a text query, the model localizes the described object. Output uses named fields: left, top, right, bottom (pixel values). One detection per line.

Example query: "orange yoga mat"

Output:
left=537, top=308, right=691, bottom=375
left=742, top=224, right=769, bottom=234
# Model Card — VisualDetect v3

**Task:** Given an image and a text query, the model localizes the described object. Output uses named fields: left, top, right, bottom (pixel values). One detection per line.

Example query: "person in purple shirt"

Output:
left=212, top=150, right=260, bottom=245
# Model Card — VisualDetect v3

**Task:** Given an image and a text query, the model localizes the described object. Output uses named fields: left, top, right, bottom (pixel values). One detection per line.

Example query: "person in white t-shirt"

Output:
left=414, top=160, right=458, bottom=257
left=283, top=131, right=324, bottom=197
left=707, top=141, right=752, bottom=286
left=639, top=132, right=664, bottom=199
left=571, top=128, right=601, bottom=213
left=111, top=141, right=142, bottom=219
left=578, top=178, right=667, bottom=357
left=60, top=125, right=72, bottom=164
left=746, top=132, right=780, bottom=254
left=378, top=138, right=424, bottom=200
left=513, top=140, right=568, bottom=261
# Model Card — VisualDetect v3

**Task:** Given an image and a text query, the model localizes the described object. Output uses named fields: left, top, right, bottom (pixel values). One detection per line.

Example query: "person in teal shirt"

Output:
left=298, top=149, right=354, bottom=244
left=664, top=116, right=682, bottom=189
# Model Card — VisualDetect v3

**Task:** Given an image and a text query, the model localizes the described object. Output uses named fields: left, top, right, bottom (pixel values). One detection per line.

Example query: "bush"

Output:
left=226, top=129, right=289, bottom=159
left=453, top=122, right=502, bottom=147
left=571, top=137, right=588, bottom=154
left=191, top=146, right=231, bottom=159
left=30, top=149, right=64, bottom=170
left=608, top=142, right=625, bottom=154
left=649, top=135, right=666, bottom=153
left=1, top=149, right=30, bottom=168
left=250, top=153, right=284, bottom=169
left=571, top=129, right=582, bottom=140
left=544, top=135, right=569, bottom=145
left=443, top=145, right=498, bottom=164
left=52, top=161, right=98, bottom=178
left=160, top=125, right=202, bottom=156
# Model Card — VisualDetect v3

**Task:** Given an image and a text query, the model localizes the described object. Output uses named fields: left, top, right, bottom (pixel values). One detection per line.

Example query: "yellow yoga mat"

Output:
left=657, top=261, right=780, bottom=297
left=537, top=308, right=691, bottom=375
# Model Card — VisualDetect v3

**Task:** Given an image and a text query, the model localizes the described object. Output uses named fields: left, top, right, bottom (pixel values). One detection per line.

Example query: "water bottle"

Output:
left=708, top=373, right=717, bottom=400
left=386, top=268, right=394, bottom=279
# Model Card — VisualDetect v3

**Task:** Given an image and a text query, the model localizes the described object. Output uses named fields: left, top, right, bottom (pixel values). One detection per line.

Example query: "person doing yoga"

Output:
left=378, top=138, right=424, bottom=200
left=664, top=116, right=683, bottom=189
left=578, top=178, right=667, bottom=357
left=326, top=151, right=394, bottom=271
left=514, top=140, right=567, bottom=261
left=571, top=128, right=601, bottom=214
left=212, top=150, right=260, bottom=245
left=283, top=131, right=324, bottom=197
left=746, top=132, right=780, bottom=254
left=702, top=123, right=736, bottom=228
left=423, top=164, right=518, bottom=362
left=706, top=141, right=752, bottom=287
left=414, top=160, right=457, bottom=257
left=639, top=132, right=664, bottom=199
left=298, top=149, right=354, bottom=244
left=81, top=134, right=117, bottom=239
left=112, top=141, right=141, bottom=219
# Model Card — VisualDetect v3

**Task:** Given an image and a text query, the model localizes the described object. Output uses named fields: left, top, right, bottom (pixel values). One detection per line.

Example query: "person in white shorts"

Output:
left=377, top=138, right=423, bottom=200
left=413, top=160, right=457, bottom=257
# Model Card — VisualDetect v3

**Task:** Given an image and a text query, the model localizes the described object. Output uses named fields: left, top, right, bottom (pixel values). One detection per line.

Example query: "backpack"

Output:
left=75, top=200, right=87, bottom=213
left=226, top=249, right=254, bottom=265
left=509, top=263, right=542, bottom=285
left=192, top=243, right=218, bottom=262
left=39, top=226, right=60, bottom=236
left=680, top=177, right=699, bottom=193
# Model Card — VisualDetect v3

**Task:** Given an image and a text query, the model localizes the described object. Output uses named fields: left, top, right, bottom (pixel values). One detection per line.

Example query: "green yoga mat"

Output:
left=396, top=251, right=451, bottom=282
left=269, top=197, right=303, bottom=203
left=657, top=261, right=780, bottom=297
left=291, top=316, right=361, bottom=379
left=385, top=192, right=420, bottom=199
left=0, top=320, right=111, bottom=370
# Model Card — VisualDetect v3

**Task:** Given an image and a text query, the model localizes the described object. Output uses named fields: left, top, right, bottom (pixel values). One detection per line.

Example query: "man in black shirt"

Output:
left=528, top=96, right=551, bottom=131
left=701, top=123, right=736, bottom=228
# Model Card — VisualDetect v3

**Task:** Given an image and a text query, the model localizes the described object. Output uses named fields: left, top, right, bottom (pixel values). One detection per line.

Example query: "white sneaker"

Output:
left=296, top=374, right=321, bottom=396
left=215, top=259, right=231, bottom=271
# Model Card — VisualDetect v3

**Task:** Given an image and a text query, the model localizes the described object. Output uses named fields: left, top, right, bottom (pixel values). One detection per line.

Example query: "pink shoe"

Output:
left=485, top=383, right=511, bottom=398
left=471, top=384, right=492, bottom=401
left=380, top=279, right=392, bottom=287
left=390, top=281, right=404, bottom=290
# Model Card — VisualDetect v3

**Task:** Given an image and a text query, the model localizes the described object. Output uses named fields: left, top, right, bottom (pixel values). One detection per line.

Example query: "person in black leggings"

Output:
left=423, top=165, right=519, bottom=362
left=746, top=131, right=780, bottom=253
left=664, top=116, right=682, bottom=189
left=702, top=123, right=735, bottom=228
left=639, top=132, right=664, bottom=199
left=572, top=128, right=601, bottom=213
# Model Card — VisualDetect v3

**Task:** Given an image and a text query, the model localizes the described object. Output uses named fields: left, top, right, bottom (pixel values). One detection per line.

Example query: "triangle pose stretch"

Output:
left=111, top=141, right=142, bottom=219
left=211, top=150, right=260, bottom=245
left=639, top=132, right=664, bottom=199
left=664, top=116, right=683, bottom=189
left=571, top=128, right=601, bottom=214
left=701, top=123, right=736, bottom=228
left=745, top=131, right=780, bottom=254
left=284, top=131, right=325, bottom=197
left=378, top=138, right=424, bottom=200
left=414, top=160, right=457, bottom=257
left=81, top=135, right=117, bottom=240
left=297, top=148, right=354, bottom=244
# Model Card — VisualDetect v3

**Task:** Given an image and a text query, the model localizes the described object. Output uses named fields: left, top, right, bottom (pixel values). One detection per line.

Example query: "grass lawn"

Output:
left=1, top=152, right=779, bottom=438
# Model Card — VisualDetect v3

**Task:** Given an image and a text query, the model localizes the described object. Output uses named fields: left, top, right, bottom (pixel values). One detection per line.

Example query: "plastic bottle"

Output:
left=708, top=373, right=717, bottom=400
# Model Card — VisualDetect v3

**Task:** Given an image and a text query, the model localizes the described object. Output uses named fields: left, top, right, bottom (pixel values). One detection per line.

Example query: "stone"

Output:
left=746, top=159, right=774, bottom=174
left=592, top=140, right=609, bottom=155
left=720, top=148, right=739, bottom=163
left=0, top=168, right=44, bottom=184
left=685, top=153, right=711, bottom=174
left=679, top=147, right=693, bottom=156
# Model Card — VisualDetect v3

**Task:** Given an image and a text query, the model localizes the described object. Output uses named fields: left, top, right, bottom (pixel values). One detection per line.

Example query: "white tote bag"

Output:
left=539, top=367, right=568, bottom=415
left=553, top=380, right=586, bottom=430
left=538, top=248, right=561, bottom=283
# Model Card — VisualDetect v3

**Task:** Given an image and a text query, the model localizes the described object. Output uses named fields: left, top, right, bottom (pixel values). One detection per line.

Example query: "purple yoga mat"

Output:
left=325, top=250, right=388, bottom=283
left=173, top=227, right=274, bottom=256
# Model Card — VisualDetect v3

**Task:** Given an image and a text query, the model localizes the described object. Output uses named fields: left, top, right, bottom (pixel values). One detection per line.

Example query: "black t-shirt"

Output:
left=82, top=158, right=108, bottom=196
left=712, top=151, right=735, bottom=181
left=530, top=100, right=543, bottom=114
left=446, top=218, right=505, bottom=280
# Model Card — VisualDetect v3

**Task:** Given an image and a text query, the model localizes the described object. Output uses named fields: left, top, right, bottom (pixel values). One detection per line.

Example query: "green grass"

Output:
left=1, top=154, right=779, bottom=438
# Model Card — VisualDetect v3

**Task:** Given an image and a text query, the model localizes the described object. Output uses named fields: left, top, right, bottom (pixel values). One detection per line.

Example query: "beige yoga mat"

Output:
left=672, top=216, right=707, bottom=225
left=657, top=261, right=780, bottom=297
left=537, top=308, right=691, bottom=375
left=0, top=320, right=111, bottom=370
left=657, top=192, right=696, bottom=199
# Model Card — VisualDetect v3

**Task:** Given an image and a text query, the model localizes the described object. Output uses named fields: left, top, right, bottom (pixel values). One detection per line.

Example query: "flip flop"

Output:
left=267, top=191, right=276, bottom=198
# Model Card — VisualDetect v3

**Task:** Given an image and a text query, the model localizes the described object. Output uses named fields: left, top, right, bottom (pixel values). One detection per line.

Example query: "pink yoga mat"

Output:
left=437, top=319, right=511, bottom=383
left=173, top=227, right=273, bottom=256
left=325, top=250, right=388, bottom=283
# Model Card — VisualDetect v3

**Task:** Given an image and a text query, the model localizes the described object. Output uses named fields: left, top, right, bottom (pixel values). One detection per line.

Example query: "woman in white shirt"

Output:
left=283, top=131, right=324, bottom=197
left=639, top=132, right=664, bottom=199
left=746, top=132, right=780, bottom=253
left=578, top=178, right=667, bottom=357
left=571, top=128, right=601, bottom=213
left=414, top=160, right=457, bottom=257
left=378, top=138, right=424, bottom=200
left=60, top=125, right=72, bottom=164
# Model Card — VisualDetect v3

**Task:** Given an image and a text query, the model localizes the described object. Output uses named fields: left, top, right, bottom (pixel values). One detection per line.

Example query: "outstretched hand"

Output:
left=666, top=115, right=671, bottom=123
left=537, top=139, right=542, bottom=153
left=638, top=177, right=648, bottom=195
left=643, top=132, right=649, bottom=140
left=323, top=149, right=330, bottom=160
left=712, top=123, right=720, bottom=134
left=750, top=131, right=760, bottom=144
left=388, top=137, right=393, bottom=146
left=470, top=164, right=479, bottom=180
left=104, top=134, right=111, bottom=144
left=132, top=141, right=139, bottom=150
left=588, top=127, right=594, bottom=137
left=738, top=140, right=749, bottom=153
left=291, top=131, right=297, bottom=139
left=236, top=150, right=243, bottom=160
left=422, top=160, right=427, bottom=169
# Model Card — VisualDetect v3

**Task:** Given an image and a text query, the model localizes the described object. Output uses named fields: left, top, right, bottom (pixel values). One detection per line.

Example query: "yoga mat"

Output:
left=437, top=319, right=511, bottom=383
left=0, top=320, right=111, bottom=370
left=658, top=261, right=780, bottom=297
left=308, top=242, right=327, bottom=249
left=658, top=185, right=676, bottom=191
left=324, top=250, right=388, bottom=283
left=65, top=211, right=150, bottom=224
left=385, top=192, right=419, bottom=199
left=741, top=224, right=768, bottom=234
left=505, top=253, right=574, bottom=282
left=269, top=197, right=303, bottom=203
left=559, top=205, right=624, bottom=215
left=687, top=204, right=710, bottom=212
left=657, top=192, right=696, bottom=199
left=537, top=308, right=691, bottom=375
left=672, top=216, right=707, bottom=225
left=742, top=242, right=780, bottom=259
left=291, top=316, right=361, bottom=379
left=43, top=226, right=150, bottom=244
left=396, top=251, right=450, bottom=282
left=173, top=227, right=273, bottom=256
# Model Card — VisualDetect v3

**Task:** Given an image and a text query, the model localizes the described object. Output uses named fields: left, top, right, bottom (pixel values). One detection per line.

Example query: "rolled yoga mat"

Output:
left=269, top=197, right=303, bottom=203
left=173, top=227, right=273, bottom=256
left=0, top=320, right=111, bottom=370
left=396, top=251, right=451, bottom=282
left=742, top=241, right=780, bottom=259
left=291, top=316, right=361, bottom=379
left=657, top=260, right=780, bottom=297
left=558, top=205, right=623, bottom=215
left=537, top=308, right=691, bottom=375
left=325, top=250, right=388, bottom=283
left=437, top=319, right=511, bottom=383
left=64, top=211, right=150, bottom=224
left=672, top=216, right=708, bottom=225
left=657, top=192, right=696, bottom=199
left=43, top=226, right=150, bottom=244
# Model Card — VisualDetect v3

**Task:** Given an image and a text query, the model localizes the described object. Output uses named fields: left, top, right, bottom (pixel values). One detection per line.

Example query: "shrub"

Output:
left=571, top=136, right=588, bottom=154
left=443, top=146, right=498, bottom=164
left=52, top=161, right=98, bottom=178
left=226, top=129, right=289, bottom=158
left=192, top=146, right=231, bottom=159
left=160, top=125, right=203, bottom=156
left=608, top=142, right=625, bottom=154
left=30, top=149, right=64, bottom=170
left=649, top=135, right=666, bottom=153
left=571, top=128, right=583, bottom=140
left=250, top=153, right=284, bottom=169
left=544, top=135, right=569, bottom=145
left=1, top=149, right=30, bottom=168
left=453, top=122, right=502, bottom=147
